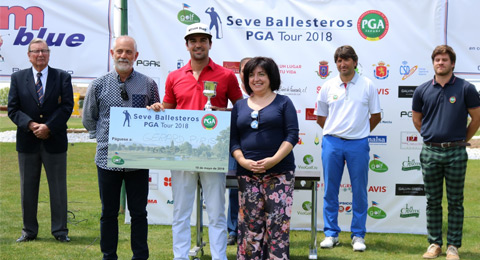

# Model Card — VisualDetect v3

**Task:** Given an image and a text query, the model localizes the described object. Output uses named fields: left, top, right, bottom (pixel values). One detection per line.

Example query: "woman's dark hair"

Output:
left=243, top=56, right=281, bottom=95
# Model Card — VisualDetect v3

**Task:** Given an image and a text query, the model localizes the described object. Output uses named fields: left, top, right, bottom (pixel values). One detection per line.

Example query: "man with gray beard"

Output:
left=83, top=35, right=162, bottom=259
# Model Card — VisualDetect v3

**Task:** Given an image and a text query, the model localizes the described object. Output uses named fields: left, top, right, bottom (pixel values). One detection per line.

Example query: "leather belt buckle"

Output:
left=441, top=142, right=451, bottom=148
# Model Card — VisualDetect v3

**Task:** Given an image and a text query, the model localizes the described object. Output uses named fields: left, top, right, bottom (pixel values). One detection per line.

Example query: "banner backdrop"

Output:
left=125, top=0, right=480, bottom=234
left=0, top=0, right=112, bottom=81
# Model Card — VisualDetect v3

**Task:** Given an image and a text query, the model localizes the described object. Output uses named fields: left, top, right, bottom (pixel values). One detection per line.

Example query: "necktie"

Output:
left=35, top=72, right=44, bottom=103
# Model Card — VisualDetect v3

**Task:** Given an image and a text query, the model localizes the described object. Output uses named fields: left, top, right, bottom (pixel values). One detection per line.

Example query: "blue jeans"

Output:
left=321, top=135, right=369, bottom=239
left=227, top=188, right=239, bottom=237
left=97, top=167, right=149, bottom=260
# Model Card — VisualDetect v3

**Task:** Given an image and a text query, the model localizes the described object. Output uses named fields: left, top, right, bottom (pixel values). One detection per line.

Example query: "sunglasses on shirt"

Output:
left=119, top=83, right=129, bottom=101
left=250, top=110, right=259, bottom=129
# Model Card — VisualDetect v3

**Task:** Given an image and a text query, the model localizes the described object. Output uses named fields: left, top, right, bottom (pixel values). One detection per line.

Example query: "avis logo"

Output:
left=0, top=6, right=85, bottom=47
left=368, top=186, right=387, bottom=192
left=377, top=88, right=389, bottom=95
left=164, top=177, right=172, bottom=187
left=368, top=201, right=387, bottom=219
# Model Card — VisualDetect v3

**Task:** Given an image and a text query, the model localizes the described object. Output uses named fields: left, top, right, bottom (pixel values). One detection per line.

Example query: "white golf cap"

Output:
left=184, top=23, right=212, bottom=40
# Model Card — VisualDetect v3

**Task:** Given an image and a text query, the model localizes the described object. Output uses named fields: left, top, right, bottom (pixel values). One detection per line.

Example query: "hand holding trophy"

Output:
left=203, top=81, right=217, bottom=111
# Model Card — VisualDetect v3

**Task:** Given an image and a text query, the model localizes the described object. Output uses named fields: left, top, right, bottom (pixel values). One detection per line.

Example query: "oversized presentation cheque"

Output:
left=107, top=107, right=231, bottom=172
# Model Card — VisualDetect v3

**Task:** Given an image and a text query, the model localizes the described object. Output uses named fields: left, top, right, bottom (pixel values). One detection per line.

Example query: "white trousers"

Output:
left=171, top=171, right=227, bottom=260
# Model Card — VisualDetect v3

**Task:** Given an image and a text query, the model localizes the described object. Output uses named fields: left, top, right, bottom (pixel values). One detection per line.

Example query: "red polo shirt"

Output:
left=164, top=58, right=242, bottom=110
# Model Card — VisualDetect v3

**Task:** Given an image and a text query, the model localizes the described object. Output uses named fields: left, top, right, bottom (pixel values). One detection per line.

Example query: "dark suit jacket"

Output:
left=8, top=66, right=74, bottom=153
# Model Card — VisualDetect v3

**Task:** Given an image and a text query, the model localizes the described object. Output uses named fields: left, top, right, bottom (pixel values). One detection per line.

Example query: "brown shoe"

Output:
left=446, top=245, right=459, bottom=260
left=423, top=243, right=441, bottom=259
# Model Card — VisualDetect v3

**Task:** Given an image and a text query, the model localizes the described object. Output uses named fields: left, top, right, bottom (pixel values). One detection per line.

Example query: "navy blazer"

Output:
left=8, top=66, right=74, bottom=153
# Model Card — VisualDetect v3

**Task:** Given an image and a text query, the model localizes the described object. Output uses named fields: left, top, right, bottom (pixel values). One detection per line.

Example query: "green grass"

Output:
left=2, top=110, right=480, bottom=136
left=1, top=145, right=480, bottom=259
left=0, top=111, right=84, bottom=132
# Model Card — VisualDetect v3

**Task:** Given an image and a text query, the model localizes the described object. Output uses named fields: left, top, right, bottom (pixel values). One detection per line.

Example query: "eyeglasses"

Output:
left=250, top=110, right=259, bottom=129
left=119, top=83, right=129, bottom=101
left=29, top=49, right=50, bottom=54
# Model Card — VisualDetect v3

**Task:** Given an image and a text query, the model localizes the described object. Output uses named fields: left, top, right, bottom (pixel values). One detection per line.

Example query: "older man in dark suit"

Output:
left=8, top=38, right=73, bottom=243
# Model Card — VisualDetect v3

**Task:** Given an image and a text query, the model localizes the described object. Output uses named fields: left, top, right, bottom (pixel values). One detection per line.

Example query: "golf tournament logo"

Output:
left=369, top=154, right=388, bottom=172
left=177, top=3, right=201, bottom=25
left=357, top=10, right=389, bottom=41
left=450, top=96, right=456, bottom=104
left=368, top=201, right=387, bottom=219
left=202, top=114, right=218, bottom=130
left=111, top=152, right=125, bottom=165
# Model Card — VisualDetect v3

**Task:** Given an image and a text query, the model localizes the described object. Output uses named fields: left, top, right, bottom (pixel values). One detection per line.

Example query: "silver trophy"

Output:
left=203, top=81, right=217, bottom=111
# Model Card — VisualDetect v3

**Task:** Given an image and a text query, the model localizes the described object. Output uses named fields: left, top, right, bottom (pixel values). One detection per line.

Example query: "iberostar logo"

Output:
left=369, top=154, right=388, bottom=172
left=368, top=201, right=387, bottom=219
left=357, top=10, right=389, bottom=41
left=177, top=3, right=201, bottom=25
left=202, top=114, right=218, bottom=130
left=111, top=152, right=125, bottom=165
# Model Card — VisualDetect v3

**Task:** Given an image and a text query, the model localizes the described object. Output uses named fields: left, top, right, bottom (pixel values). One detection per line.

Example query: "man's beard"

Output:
left=115, top=58, right=133, bottom=72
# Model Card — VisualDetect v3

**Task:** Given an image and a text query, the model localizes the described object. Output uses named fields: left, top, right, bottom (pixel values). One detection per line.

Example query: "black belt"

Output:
left=424, top=141, right=470, bottom=148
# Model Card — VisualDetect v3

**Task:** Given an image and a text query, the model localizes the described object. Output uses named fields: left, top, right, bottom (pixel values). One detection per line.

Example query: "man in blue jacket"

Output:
left=8, top=38, right=73, bottom=243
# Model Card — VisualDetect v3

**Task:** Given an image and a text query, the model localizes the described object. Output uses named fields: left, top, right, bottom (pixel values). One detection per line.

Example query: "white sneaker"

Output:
left=320, top=236, right=339, bottom=249
left=352, top=236, right=366, bottom=252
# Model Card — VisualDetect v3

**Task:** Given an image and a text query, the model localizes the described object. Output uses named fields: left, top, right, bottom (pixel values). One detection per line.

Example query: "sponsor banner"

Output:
left=0, top=0, right=112, bottom=79
left=446, top=0, right=480, bottom=75
left=127, top=0, right=458, bottom=233
left=107, top=107, right=231, bottom=172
